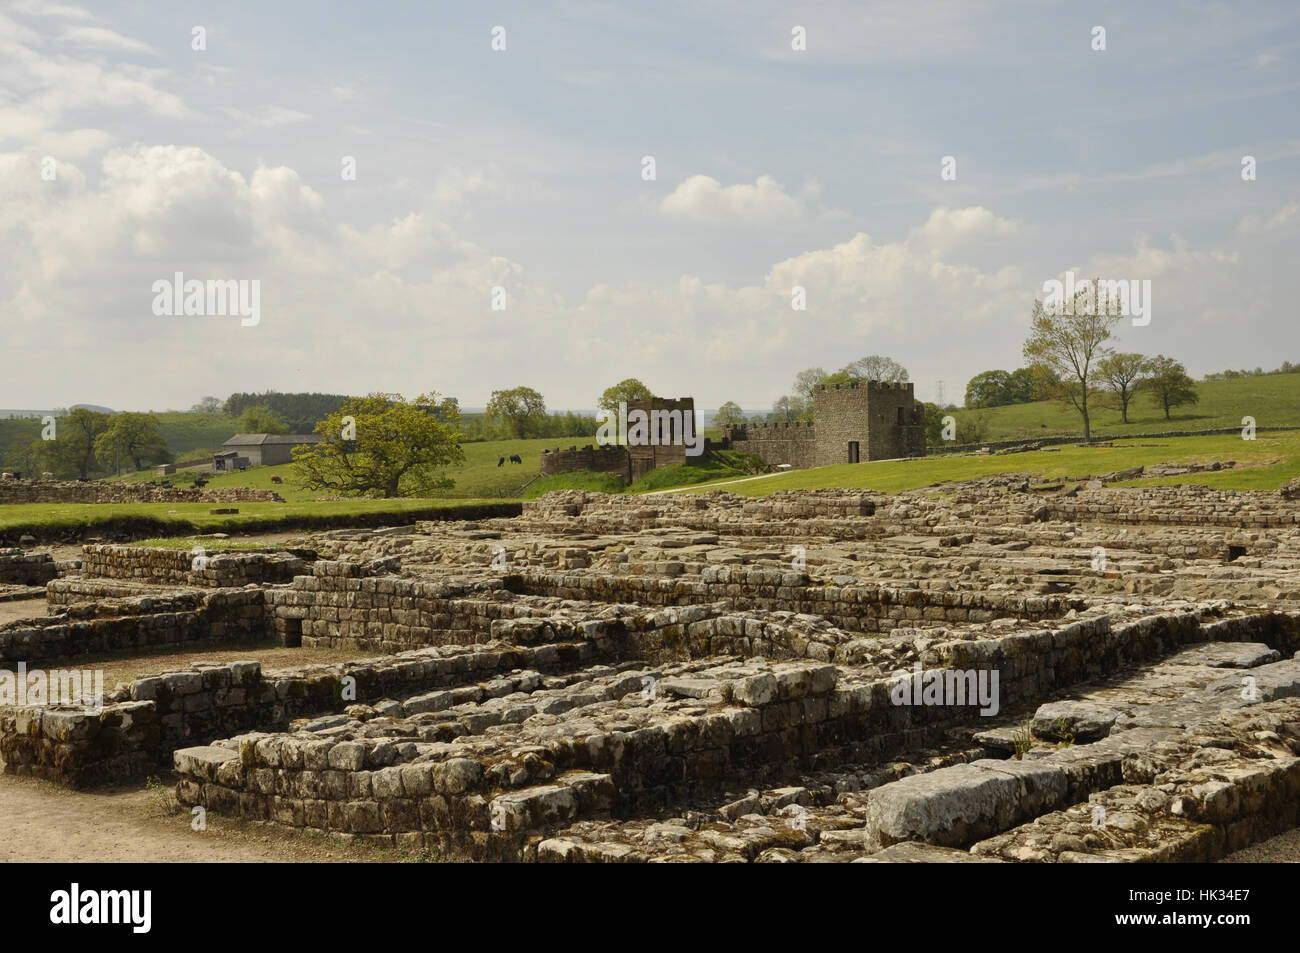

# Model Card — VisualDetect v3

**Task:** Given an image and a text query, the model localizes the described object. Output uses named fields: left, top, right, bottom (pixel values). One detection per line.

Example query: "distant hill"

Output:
left=951, top=372, right=1300, bottom=441
left=0, top=404, right=116, bottom=418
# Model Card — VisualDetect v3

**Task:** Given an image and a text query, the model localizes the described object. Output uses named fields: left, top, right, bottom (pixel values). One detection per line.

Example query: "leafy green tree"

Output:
left=486, top=386, right=547, bottom=439
left=713, top=401, right=745, bottom=428
left=1143, top=356, right=1199, bottom=419
left=95, top=413, right=170, bottom=472
left=597, top=379, right=653, bottom=415
left=45, top=408, right=111, bottom=479
left=1023, top=282, right=1124, bottom=439
left=920, top=402, right=946, bottom=446
left=1097, top=353, right=1150, bottom=423
left=190, top=396, right=223, bottom=413
left=238, top=404, right=290, bottom=434
left=820, top=370, right=857, bottom=387
left=291, top=393, right=464, bottom=498
left=965, top=370, right=1012, bottom=408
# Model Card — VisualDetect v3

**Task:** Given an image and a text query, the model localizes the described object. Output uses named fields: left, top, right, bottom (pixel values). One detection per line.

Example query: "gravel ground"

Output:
left=1219, top=827, right=1300, bottom=862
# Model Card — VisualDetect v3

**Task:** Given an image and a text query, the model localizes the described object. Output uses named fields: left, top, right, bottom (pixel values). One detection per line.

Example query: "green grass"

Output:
left=673, top=432, right=1300, bottom=496
left=522, top=472, right=627, bottom=498
left=130, top=537, right=280, bottom=550
left=0, top=497, right=518, bottom=537
left=955, top=373, right=1300, bottom=442
left=114, top=436, right=570, bottom=501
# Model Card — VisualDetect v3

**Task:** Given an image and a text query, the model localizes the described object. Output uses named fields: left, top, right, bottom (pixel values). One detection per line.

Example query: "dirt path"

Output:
left=0, top=774, right=418, bottom=863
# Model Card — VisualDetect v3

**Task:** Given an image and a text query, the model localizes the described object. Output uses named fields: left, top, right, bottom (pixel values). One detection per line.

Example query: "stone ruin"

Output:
left=2, top=478, right=1300, bottom=862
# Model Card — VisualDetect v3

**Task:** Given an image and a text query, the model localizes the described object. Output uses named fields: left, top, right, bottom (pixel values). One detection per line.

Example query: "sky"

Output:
left=1, top=0, right=1298, bottom=414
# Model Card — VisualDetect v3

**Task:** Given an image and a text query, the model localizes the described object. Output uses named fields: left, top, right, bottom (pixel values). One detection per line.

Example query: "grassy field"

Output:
left=675, top=432, right=1300, bottom=496
left=958, top=373, right=1300, bottom=441
left=129, top=435, right=563, bottom=501
left=0, top=497, right=515, bottom=537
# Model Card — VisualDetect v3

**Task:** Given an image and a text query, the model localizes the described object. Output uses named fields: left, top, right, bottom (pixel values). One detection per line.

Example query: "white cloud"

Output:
left=660, top=174, right=808, bottom=222
left=909, top=206, right=1021, bottom=250
left=58, top=25, right=157, bottom=55
left=216, top=105, right=311, bottom=128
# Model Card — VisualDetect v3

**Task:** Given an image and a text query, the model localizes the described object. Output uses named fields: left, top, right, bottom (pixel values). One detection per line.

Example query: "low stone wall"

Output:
left=0, top=480, right=284, bottom=504
left=0, top=549, right=58, bottom=587
left=507, top=567, right=1082, bottom=633
left=0, top=638, right=606, bottom=788
left=80, top=544, right=308, bottom=588
left=0, top=588, right=265, bottom=665
left=46, top=577, right=199, bottom=608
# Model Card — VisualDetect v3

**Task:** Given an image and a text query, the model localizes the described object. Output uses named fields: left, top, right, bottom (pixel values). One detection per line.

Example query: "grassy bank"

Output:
left=674, top=432, right=1300, bottom=496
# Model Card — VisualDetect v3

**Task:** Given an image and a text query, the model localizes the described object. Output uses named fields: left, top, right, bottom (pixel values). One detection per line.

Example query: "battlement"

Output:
left=722, top=420, right=813, bottom=435
left=814, top=380, right=914, bottom=393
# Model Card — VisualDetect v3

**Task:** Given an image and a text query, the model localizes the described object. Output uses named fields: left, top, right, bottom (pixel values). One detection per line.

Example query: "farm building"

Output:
left=218, top=433, right=322, bottom=468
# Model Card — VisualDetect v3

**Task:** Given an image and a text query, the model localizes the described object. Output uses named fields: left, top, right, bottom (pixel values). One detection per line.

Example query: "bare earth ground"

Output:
left=0, top=773, right=428, bottom=862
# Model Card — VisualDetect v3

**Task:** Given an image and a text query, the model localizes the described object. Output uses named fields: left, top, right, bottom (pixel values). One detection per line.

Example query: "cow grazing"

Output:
left=270, top=475, right=283, bottom=484
left=497, top=457, right=505, bottom=467
left=509, top=454, right=523, bottom=464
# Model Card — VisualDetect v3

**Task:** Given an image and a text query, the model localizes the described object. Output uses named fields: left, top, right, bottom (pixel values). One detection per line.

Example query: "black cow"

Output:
left=497, top=457, right=505, bottom=467
left=509, top=454, right=522, bottom=464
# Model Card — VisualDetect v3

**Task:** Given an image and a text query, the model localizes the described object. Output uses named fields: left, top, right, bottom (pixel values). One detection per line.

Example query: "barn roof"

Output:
left=222, top=433, right=323, bottom=447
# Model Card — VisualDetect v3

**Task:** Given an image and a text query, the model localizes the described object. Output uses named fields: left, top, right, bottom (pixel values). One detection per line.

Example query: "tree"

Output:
left=713, top=401, right=745, bottom=428
left=1144, top=356, right=1199, bottom=420
left=770, top=395, right=807, bottom=423
left=190, top=397, right=223, bottom=413
left=1005, top=367, right=1042, bottom=403
left=920, top=402, right=946, bottom=446
left=1022, top=281, right=1124, bottom=440
left=820, top=370, right=857, bottom=387
left=45, top=408, right=111, bottom=479
left=95, top=413, right=170, bottom=472
left=1097, top=353, right=1149, bottom=424
left=842, top=355, right=909, bottom=383
left=291, top=393, right=465, bottom=498
left=965, top=370, right=1013, bottom=409
left=597, top=379, right=653, bottom=415
left=238, top=404, right=290, bottom=434
left=486, top=386, right=547, bottom=439
left=791, top=367, right=827, bottom=400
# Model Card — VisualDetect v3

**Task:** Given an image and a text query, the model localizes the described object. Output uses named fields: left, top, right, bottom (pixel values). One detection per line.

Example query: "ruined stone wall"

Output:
left=80, top=544, right=308, bottom=587
left=509, top=567, right=1079, bottom=633
left=165, top=607, right=1293, bottom=856
left=0, top=480, right=284, bottom=504
left=721, top=422, right=816, bottom=468
left=46, top=577, right=199, bottom=607
left=0, top=549, right=58, bottom=587
left=538, top=445, right=629, bottom=481
left=0, top=639, right=605, bottom=788
left=0, top=588, right=265, bottom=665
